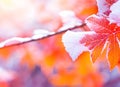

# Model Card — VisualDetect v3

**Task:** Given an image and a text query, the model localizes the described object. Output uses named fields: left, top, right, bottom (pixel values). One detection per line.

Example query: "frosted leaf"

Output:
left=32, top=29, right=54, bottom=40
left=96, top=0, right=117, bottom=15
left=59, top=10, right=82, bottom=31
left=0, top=37, right=31, bottom=48
left=62, top=31, right=95, bottom=61
left=96, top=0, right=110, bottom=15
left=109, top=0, right=120, bottom=26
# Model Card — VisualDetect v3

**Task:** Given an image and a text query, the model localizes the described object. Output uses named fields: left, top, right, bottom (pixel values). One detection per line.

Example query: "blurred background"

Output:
left=0, top=0, right=120, bottom=87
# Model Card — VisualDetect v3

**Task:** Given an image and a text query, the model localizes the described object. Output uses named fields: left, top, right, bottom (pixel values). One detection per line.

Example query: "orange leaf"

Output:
left=91, top=39, right=106, bottom=62
left=62, top=14, right=120, bottom=69
left=108, top=34, right=120, bottom=70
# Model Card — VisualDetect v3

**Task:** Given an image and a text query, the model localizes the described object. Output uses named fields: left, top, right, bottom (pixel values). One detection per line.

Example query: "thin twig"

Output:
left=0, top=23, right=86, bottom=49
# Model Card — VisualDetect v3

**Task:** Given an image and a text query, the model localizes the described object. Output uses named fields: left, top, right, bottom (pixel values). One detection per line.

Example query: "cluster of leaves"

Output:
left=62, top=0, right=120, bottom=70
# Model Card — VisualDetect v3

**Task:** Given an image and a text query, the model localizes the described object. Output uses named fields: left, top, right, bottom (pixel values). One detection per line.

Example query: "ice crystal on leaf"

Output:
left=96, top=0, right=117, bottom=15
left=62, top=31, right=94, bottom=61
left=96, top=0, right=110, bottom=15
left=96, top=0, right=120, bottom=25
left=109, top=0, right=120, bottom=26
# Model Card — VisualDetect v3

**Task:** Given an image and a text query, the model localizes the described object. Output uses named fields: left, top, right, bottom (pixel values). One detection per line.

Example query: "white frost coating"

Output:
left=32, top=29, right=54, bottom=40
left=109, top=0, right=120, bottom=26
left=96, top=0, right=109, bottom=14
left=0, top=37, right=31, bottom=48
left=59, top=10, right=82, bottom=31
left=85, top=14, right=101, bottom=30
left=62, top=31, right=95, bottom=61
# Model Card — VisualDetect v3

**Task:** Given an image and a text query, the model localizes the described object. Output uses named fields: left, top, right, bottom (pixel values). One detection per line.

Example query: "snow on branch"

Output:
left=0, top=23, right=86, bottom=49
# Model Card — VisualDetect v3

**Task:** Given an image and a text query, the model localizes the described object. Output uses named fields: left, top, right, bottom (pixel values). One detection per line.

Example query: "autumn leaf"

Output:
left=62, top=0, right=120, bottom=70
left=96, top=0, right=120, bottom=25
left=96, top=0, right=116, bottom=15
left=85, top=15, right=120, bottom=69
left=62, top=30, right=91, bottom=61
left=62, top=14, right=120, bottom=69
left=109, top=0, right=120, bottom=25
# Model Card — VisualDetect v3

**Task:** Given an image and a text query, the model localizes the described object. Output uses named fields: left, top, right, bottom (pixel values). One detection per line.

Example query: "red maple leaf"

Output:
left=80, top=14, right=120, bottom=69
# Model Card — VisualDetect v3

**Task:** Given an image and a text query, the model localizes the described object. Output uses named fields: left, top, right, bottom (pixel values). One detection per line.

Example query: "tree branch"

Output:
left=0, top=23, right=86, bottom=49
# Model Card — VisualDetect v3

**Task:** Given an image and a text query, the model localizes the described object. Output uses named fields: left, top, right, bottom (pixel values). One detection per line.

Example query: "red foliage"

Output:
left=0, top=0, right=120, bottom=87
